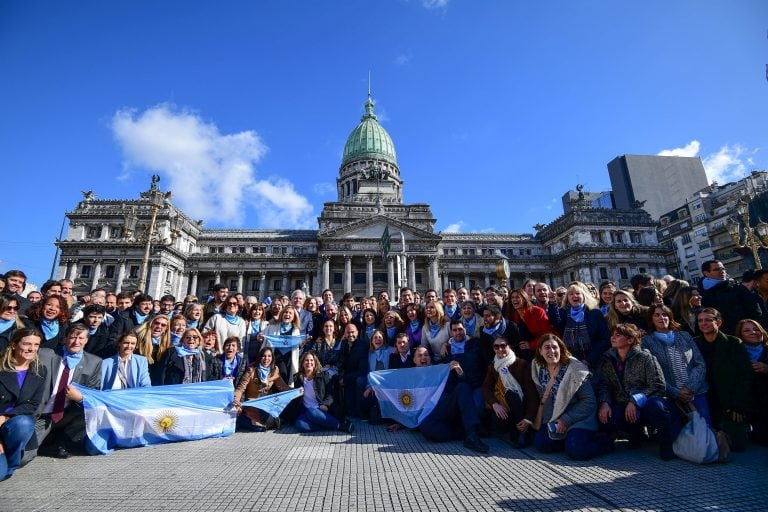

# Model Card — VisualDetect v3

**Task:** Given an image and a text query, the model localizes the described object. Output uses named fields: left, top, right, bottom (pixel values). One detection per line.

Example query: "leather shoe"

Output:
left=54, top=445, right=70, bottom=459
left=464, top=433, right=489, bottom=453
left=339, top=419, right=354, bottom=434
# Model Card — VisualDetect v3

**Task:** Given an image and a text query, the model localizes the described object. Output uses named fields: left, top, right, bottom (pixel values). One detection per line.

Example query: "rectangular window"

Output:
left=129, top=265, right=140, bottom=278
left=695, top=214, right=706, bottom=222
left=109, top=226, right=122, bottom=238
left=104, top=265, right=115, bottom=279
left=80, top=265, right=92, bottom=278
left=251, top=280, right=259, bottom=291
left=591, top=232, right=604, bottom=244
left=449, top=249, right=456, bottom=255
left=619, top=268, right=628, bottom=279
left=639, top=267, right=647, bottom=274
left=599, top=267, right=608, bottom=280
left=353, top=272, right=366, bottom=285
left=415, top=272, right=423, bottom=284
left=694, top=228, right=707, bottom=237
left=87, top=226, right=100, bottom=239
left=448, top=280, right=457, bottom=290
left=443, top=249, right=449, bottom=255
left=630, top=232, right=642, bottom=244
left=699, top=241, right=711, bottom=250
left=229, top=280, right=238, bottom=291
left=373, top=272, right=387, bottom=283
left=681, top=234, right=692, bottom=244
left=166, top=271, right=173, bottom=284
left=332, top=273, right=342, bottom=285
left=468, top=248, right=476, bottom=255
left=685, top=247, right=695, bottom=258
left=272, top=279, right=282, bottom=291
left=294, top=280, right=303, bottom=291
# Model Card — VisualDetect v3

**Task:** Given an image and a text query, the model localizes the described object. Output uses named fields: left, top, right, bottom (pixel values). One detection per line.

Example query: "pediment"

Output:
left=320, top=214, right=441, bottom=242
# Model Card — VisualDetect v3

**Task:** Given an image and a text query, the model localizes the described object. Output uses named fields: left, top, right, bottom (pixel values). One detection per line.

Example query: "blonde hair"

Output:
left=562, top=282, right=599, bottom=310
left=133, top=315, right=171, bottom=364
left=0, top=329, right=43, bottom=374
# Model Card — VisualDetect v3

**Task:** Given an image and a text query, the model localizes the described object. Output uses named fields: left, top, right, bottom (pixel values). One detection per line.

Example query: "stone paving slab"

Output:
left=2, top=420, right=767, bottom=511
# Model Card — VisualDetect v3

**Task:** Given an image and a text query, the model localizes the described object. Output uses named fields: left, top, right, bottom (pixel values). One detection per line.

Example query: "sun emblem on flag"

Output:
left=399, top=391, right=414, bottom=409
left=153, top=410, right=179, bottom=433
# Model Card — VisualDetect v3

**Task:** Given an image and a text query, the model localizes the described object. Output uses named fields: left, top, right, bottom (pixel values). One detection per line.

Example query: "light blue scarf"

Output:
left=175, top=345, right=200, bottom=357
left=224, top=313, right=242, bottom=326
left=41, top=319, right=59, bottom=340
left=451, top=338, right=466, bottom=355
left=701, top=277, right=724, bottom=290
left=569, top=305, right=585, bottom=323
left=222, top=354, right=240, bottom=377
left=409, top=319, right=420, bottom=331
left=0, top=318, right=14, bottom=333
left=88, top=327, right=97, bottom=336
left=152, top=336, right=160, bottom=346
left=386, top=326, right=397, bottom=341
left=170, top=333, right=182, bottom=346
left=62, top=347, right=83, bottom=369
left=653, top=331, right=676, bottom=346
left=258, top=364, right=270, bottom=382
left=429, top=321, right=441, bottom=338
left=135, top=312, right=148, bottom=325
left=744, top=343, right=765, bottom=362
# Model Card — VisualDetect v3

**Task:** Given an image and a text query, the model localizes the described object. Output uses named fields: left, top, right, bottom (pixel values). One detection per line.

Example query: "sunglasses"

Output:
left=493, top=343, right=507, bottom=350
left=4, top=306, right=19, bottom=311
left=227, top=302, right=239, bottom=306
left=184, top=335, right=201, bottom=340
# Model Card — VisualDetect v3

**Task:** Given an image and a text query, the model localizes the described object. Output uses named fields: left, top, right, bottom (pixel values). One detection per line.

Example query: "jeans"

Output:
left=1, top=415, right=35, bottom=480
left=294, top=406, right=341, bottom=433
left=420, top=382, right=480, bottom=442
left=600, top=397, right=673, bottom=456
left=668, top=394, right=711, bottom=440
left=534, top=427, right=613, bottom=460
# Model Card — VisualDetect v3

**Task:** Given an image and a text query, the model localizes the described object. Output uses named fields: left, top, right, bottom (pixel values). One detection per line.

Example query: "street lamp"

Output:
left=727, top=197, right=768, bottom=269
left=123, top=175, right=172, bottom=292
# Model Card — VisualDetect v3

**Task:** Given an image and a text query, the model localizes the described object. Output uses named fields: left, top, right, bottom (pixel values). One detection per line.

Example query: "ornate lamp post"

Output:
left=123, top=175, right=172, bottom=292
left=727, top=197, right=768, bottom=269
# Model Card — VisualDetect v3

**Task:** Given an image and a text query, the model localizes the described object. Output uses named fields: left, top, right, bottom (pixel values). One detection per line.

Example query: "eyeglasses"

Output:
left=227, top=302, right=239, bottom=307
left=556, top=293, right=565, bottom=297
left=184, top=335, right=201, bottom=340
left=493, top=343, right=507, bottom=350
left=4, top=306, right=18, bottom=311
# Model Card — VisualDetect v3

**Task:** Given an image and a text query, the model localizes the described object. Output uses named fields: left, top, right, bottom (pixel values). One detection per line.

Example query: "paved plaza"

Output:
left=2, top=420, right=767, bottom=512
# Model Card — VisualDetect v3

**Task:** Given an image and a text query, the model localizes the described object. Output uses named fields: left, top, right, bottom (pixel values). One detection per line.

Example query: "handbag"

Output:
left=532, top=371, right=557, bottom=431
left=672, top=404, right=720, bottom=464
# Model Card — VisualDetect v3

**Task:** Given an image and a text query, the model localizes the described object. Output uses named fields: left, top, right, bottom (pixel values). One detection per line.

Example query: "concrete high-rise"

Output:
left=608, top=154, right=709, bottom=219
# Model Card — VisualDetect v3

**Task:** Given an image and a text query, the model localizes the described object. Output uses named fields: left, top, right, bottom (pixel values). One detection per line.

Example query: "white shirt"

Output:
left=43, top=357, right=76, bottom=414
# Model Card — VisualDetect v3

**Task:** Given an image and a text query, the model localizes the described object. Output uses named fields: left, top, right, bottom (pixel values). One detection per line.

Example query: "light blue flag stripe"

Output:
left=264, top=334, right=304, bottom=354
left=241, top=388, right=303, bottom=417
left=367, top=365, right=450, bottom=428
left=76, top=380, right=236, bottom=455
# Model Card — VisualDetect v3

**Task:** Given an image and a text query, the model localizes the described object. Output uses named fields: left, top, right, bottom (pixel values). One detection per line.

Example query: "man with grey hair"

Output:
left=291, top=289, right=314, bottom=341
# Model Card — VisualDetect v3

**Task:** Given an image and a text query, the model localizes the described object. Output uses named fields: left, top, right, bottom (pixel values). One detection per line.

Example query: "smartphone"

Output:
left=547, top=421, right=558, bottom=434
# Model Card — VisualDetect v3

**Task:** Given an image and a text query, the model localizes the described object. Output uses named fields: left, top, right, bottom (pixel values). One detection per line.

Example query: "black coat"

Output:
left=83, top=322, right=116, bottom=359
left=0, top=365, right=47, bottom=418
left=699, top=279, right=761, bottom=335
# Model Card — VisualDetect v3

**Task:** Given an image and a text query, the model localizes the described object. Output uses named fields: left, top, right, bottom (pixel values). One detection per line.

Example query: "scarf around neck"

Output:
left=494, top=350, right=523, bottom=398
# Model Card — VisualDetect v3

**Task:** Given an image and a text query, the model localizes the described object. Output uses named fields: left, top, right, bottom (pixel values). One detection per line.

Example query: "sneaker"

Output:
left=464, top=433, right=489, bottom=453
left=339, top=419, right=354, bottom=434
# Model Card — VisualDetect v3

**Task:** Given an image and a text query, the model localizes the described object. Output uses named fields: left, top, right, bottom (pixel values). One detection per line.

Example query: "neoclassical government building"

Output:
left=57, top=94, right=667, bottom=299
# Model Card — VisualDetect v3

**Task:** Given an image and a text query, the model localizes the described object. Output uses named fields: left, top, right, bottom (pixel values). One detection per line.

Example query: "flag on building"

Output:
left=264, top=334, right=304, bottom=354
left=367, top=365, right=450, bottom=428
left=76, top=380, right=236, bottom=455
left=241, top=388, right=303, bottom=417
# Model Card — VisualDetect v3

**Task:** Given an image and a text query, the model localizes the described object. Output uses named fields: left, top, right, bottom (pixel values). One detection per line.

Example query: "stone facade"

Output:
left=56, top=94, right=668, bottom=298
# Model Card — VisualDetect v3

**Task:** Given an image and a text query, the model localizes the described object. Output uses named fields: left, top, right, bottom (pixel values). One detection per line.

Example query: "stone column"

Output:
left=281, top=272, right=289, bottom=293
left=259, top=272, right=267, bottom=300
left=304, top=272, right=311, bottom=293
left=100, top=224, right=109, bottom=240
left=441, top=272, right=448, bottom=292
left=68, top=260, right=78, bottom=281
left=214, top=271, right=221, bottom=284
left=189, top=271, right=198, bottom=297
left=366, top=256, right=374, bottom=297
left=116, top=259, right=126, bottom=293
left=463, top=272, right=470, bottom=289
left=344, top=256, right=352, bottom=293
left=322, top=256, right=330, bottom=291
left=484, top=273, right=491, bottom=289
left=387, top=256, right=395, bottom=299
left=91, top=260, right=102, bottom=290
left=408, top=256, right=416, bottom=290
left=237, top=271, right=244, bottom=293
left=428, top=257, right=439, bottom=291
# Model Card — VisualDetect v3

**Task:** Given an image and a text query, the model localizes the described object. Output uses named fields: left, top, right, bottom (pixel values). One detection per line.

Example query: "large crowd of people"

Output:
left=1, top=259, right=767, bottom=480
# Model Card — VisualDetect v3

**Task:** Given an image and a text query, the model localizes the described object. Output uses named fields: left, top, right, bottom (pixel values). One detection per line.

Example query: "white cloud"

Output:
left=657, top=140, right=701, bottom=157
left=702, top=144, right=751, bottom=184
left=111, top=104, right=314, bottom=228
left=422, top=0, right=449, bottom=9
left=313, top=182, right=336, bottom=196
left=443, top=221, right=465, bottom=233
left=657, top=139, right=757, bottom=184
left=394, top=53, right=411, bottom=66
left=545, top=197, right=557, bottom=211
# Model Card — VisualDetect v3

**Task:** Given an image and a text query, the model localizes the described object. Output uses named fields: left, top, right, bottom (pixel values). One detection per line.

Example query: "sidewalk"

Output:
left=2, top=420, right=767, bottom=511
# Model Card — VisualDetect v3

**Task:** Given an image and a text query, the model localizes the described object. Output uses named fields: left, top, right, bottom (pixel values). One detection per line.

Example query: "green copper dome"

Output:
left=342, top=95, right=397, bottom=166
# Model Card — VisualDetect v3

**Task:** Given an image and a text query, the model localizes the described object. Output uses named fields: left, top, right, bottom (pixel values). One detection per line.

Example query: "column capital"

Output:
left=189, top=269, right=198, bottom=275
left=236, top=270, right=244, bottom=276
left=344, top=255, right=352, bottom=261
left=366, top=255, right=374, bottom=261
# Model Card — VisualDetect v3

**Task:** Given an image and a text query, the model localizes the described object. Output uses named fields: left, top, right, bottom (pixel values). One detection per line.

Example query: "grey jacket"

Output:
left=641, top=330, right=708, bottom=398
left=532, top=357, right=598, bottom=438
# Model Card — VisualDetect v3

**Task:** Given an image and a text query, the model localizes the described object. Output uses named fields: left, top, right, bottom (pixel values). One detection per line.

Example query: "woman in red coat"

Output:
left=507, top=289, right=552, bottom=361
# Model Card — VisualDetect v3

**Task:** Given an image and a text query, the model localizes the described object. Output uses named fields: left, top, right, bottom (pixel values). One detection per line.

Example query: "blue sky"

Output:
left=1, top=0, right=767, bottom=287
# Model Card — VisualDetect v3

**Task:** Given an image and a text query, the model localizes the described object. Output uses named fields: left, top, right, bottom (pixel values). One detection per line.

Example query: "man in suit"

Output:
left=290, top=289, right=314, bottom=342
left=36, top=323, right=102, bottom=458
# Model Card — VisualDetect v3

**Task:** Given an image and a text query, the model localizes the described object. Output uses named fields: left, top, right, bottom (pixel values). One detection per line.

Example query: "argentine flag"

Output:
left=241, top=388, right=303, bottom=417
left=76, top=380, right=236, bottom=455
left=264, top=334, right=304, bottom=354
left=368, top=365, right=450, bottom=428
